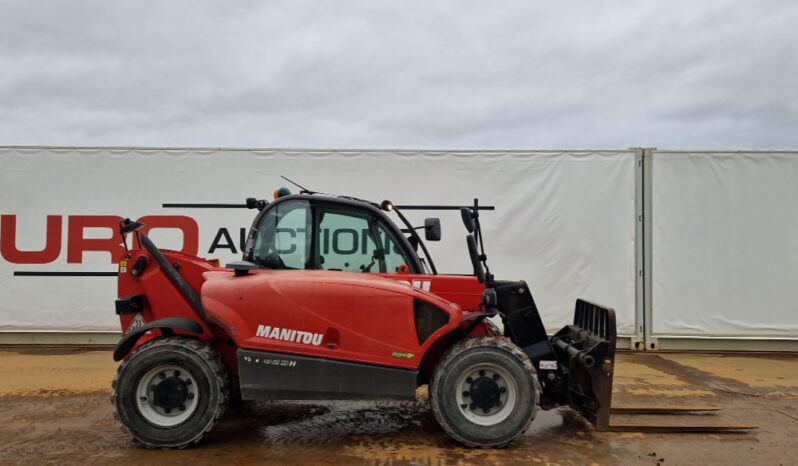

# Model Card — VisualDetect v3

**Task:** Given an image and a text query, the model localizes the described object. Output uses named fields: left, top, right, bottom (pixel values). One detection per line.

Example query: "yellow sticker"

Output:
left=119, top=260, right=127, bottom=273
left=391, top=352, right=415, bottom=359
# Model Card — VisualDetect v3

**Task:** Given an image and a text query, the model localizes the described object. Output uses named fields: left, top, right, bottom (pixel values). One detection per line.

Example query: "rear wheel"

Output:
left=111, top=337, right=229, bottom=448
left=430, top=336, right=539, bottom=448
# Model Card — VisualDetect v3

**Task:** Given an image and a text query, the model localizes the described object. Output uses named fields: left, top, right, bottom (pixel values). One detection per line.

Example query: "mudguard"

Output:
left=113, top=317, right=204, bottom=361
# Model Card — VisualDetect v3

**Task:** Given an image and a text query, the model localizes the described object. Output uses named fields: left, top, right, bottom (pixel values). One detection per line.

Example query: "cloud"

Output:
left=0, top=0, right=796, bottom=149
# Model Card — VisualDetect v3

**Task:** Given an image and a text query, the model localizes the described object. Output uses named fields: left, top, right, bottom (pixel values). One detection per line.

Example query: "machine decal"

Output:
left=242, top=354, right=297, bottom=367
left=256, top=324, right=323, bottom=346
left=539, top=360, right=558, bottom=370
left=412, top=280, right=431, bottom=292
left=391, top=352, right=415, bottom=359
left=125, top=313, right=144, bottom=335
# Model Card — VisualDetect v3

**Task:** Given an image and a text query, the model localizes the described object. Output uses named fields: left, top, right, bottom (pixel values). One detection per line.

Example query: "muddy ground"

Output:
left=0, top=350, right=796, bottom=465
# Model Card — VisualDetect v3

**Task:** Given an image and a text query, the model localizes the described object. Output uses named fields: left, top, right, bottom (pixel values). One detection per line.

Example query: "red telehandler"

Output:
left=111, top=188, right=752, bottom=448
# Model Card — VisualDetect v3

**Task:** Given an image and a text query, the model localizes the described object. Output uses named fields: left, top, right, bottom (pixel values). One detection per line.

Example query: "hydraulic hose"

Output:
left=138, top=233, right=207, bottom=320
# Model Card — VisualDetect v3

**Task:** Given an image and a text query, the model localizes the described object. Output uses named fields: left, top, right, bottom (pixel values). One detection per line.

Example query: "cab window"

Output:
left=316, top=206, right=413, bottom=274
left=251, top=200, right=310, bottom=269
left=317, top=209, right=382, bottom=272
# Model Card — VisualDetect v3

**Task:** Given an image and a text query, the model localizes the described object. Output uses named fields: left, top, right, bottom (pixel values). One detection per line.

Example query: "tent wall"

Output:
left=0, top=147, right=639, bottom=345
left=3, top=147, right=797, bottom=350
left=648, top=151, right=798, bottom=350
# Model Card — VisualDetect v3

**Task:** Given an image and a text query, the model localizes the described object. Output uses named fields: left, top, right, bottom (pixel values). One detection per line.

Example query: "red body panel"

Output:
left=376, top=273, right=484, bottom=312
left=117, top=251, right=487, bottom=375
left=117, top=250, right=214, bottom=334
left=204, top=270, right=458, bottom=369
left=117, top=250, right=236, bottom=366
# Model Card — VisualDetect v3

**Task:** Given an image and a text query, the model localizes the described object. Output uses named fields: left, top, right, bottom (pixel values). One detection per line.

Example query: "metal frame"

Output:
left=0, top=331, right=119, bottom=346
left=631, top=147, right=647, bottom=350
left=642, top=148, right=657, bottom=350
left=654, top=336, right=798, bottom=352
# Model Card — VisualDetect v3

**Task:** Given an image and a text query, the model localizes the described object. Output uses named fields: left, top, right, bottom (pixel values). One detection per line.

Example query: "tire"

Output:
left=111, top=337, right=229, bottom=448
left=430, top=336, right=540, bottom=448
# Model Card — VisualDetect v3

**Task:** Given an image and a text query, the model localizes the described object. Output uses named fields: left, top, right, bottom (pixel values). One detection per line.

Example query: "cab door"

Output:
left=306, top=203, right=422, bottom=366
left=232, top=199, right=424, bottom=368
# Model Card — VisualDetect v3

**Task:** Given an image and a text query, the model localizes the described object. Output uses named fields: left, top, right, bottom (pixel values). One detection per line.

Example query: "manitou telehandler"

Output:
left=111, top=187, right=751, bottom=449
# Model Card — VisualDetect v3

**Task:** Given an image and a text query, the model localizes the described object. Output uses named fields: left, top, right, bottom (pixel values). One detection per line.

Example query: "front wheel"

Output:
left=430, top=336, right=540, bottom=448
left=111, top=337, right=229, bottom=448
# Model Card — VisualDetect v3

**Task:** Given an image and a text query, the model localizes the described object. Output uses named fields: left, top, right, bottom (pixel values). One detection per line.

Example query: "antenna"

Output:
left=281, top=175, right=314, bottom=194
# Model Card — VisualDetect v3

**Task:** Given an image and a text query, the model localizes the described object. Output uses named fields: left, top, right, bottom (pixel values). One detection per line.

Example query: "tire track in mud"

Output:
left=645, top=354, right=779, bottom=398
left=259, top=401, right=433, bottom=445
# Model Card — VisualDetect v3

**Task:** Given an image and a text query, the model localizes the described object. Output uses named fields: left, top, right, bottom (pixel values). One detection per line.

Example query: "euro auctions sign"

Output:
left=0, top=147, right=638, bottom=334
left=0, top=214, right=250, bottom=270
left=1, top=215, right=198, bottom=267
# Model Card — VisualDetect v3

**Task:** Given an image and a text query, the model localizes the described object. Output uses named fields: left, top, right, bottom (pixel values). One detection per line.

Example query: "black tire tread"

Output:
left=430, top=336, right=540, bottom=448
left=110, top=336, right=229, bottom=449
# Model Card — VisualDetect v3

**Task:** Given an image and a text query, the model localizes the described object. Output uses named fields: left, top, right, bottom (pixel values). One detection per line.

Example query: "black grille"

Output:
left=414, top=300, right=449, bottom=345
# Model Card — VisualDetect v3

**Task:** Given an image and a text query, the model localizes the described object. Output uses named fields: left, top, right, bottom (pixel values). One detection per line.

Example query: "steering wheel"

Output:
left=359, top=256, right=377, bottom=273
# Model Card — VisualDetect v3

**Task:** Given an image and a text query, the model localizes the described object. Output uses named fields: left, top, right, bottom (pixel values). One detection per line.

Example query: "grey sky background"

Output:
left=1, top=1, right=796, bottom=150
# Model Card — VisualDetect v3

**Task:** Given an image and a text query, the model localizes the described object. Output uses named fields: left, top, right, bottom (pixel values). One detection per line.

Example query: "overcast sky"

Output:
left=1, top=1, right=796, bottom=150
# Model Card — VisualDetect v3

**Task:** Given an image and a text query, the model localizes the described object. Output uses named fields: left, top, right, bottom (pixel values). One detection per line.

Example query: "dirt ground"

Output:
left=0, top=350, right=796, bottom=465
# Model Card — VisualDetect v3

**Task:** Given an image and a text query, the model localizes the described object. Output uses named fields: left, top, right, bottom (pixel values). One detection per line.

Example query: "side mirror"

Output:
left=424, top=218, right=441, bottom=241
left=466, top=234, right=485, bottom=283
left=460, top=207, right=475, bottom=233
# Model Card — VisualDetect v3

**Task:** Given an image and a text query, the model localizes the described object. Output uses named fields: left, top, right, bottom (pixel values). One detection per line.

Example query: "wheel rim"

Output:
left=454, top=363, right=518, bottom=426
left=135, top=364, right=199, bottom=428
